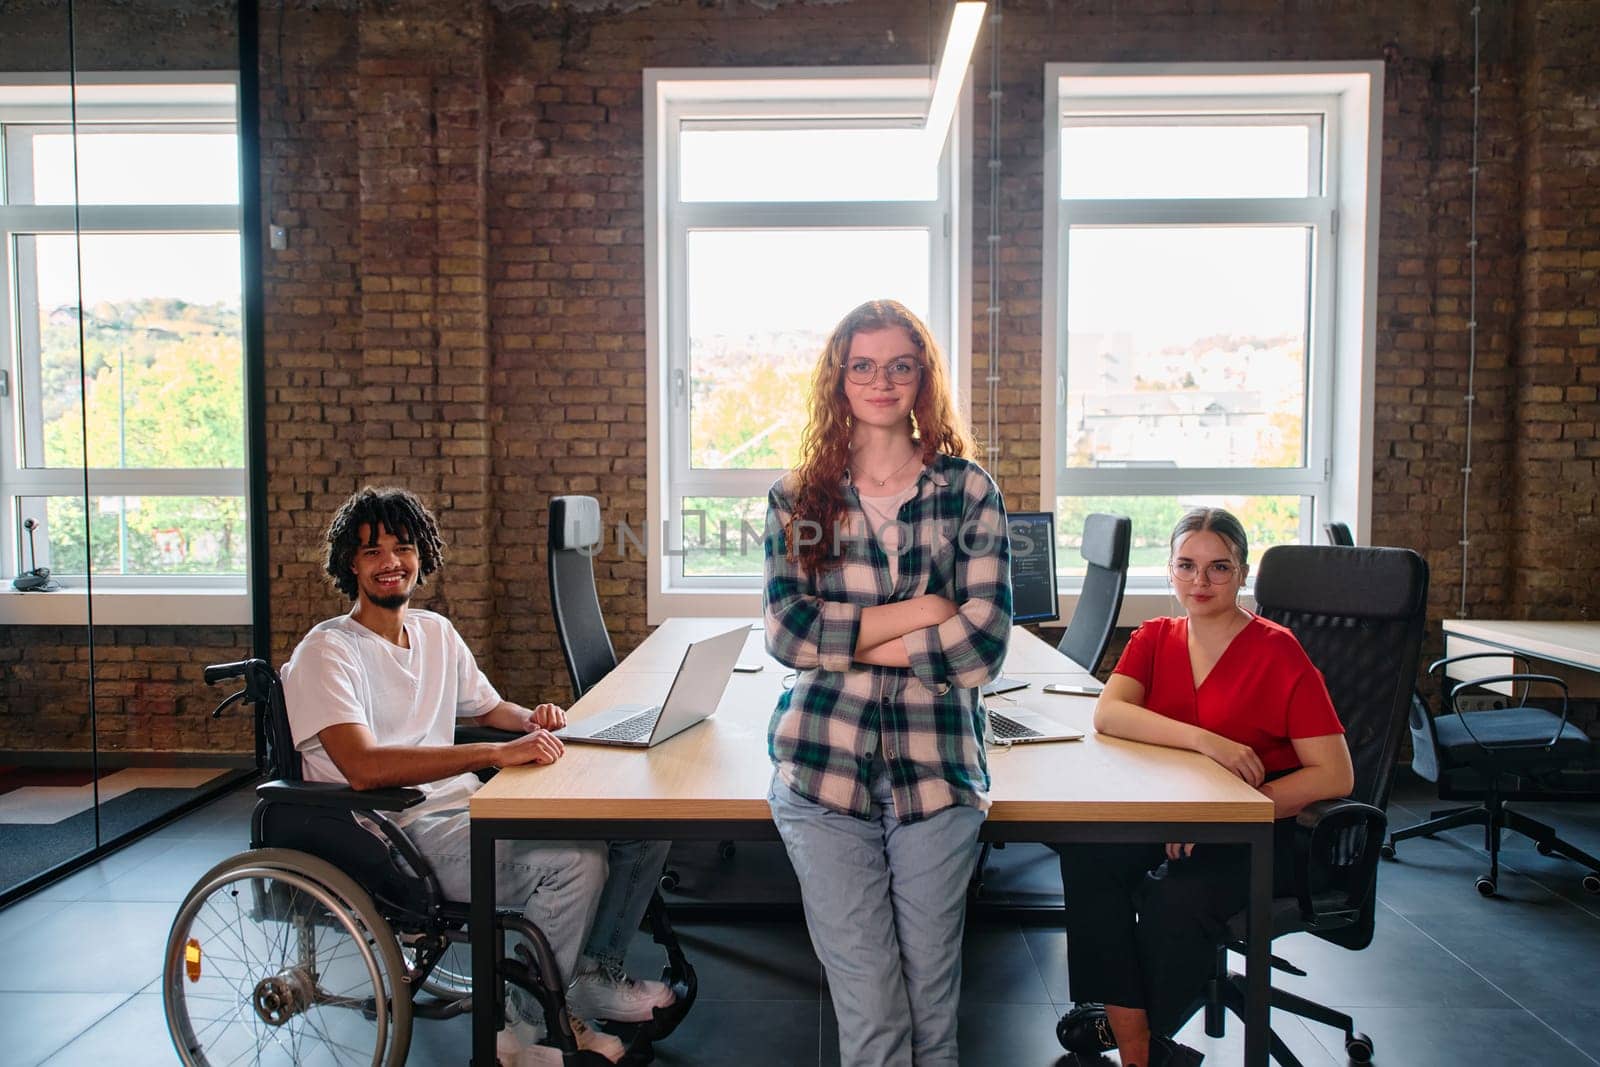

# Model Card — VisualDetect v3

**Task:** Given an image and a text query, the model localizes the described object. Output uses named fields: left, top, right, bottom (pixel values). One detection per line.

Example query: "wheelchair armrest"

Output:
left=255, top=779, right=427, bottom=812
left=455, top=725, right=521, bottom=745
left=1292, top=798, right=1386, bottom=927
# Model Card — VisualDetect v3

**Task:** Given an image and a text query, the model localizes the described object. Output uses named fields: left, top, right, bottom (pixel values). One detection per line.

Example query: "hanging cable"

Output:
left=1459, top=1, right=1482, bottom=616
left=984, top=2, right=1002, bottom=473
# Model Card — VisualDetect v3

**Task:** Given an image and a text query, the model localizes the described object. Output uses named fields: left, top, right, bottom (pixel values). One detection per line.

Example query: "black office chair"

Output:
left=1323, top=521, right=1354, bottom=547
left=1193, top=545, right=1429, bottom=1066
left=1056, top=511, right=1133, bottom=673
left=1383, top=654, right=1600, bottom=896
left=549, top=495, right=618, bottom=702
left=163, top=660, right=696, bottom=1067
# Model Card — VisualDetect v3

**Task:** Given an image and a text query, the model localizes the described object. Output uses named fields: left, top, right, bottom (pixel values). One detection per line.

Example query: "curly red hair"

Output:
left=786, top=299, right=975, bottom=573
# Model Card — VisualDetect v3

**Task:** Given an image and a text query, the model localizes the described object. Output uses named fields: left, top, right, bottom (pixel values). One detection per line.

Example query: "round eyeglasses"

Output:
left=842, top=357, right=922, bottom=387
left=1169, top=559, right=1238, bottom=584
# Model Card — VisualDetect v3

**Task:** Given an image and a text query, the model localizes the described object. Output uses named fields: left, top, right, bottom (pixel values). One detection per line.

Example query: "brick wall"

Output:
left=0, top=626, right=253, bottom=757
left=2, top=0, right=1596, bottom=755
left=255, top=0, right=1590, bottom=701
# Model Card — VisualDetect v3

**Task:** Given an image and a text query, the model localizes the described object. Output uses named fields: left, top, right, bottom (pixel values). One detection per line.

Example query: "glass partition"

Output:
left=0, top=0, right=257, bottom=905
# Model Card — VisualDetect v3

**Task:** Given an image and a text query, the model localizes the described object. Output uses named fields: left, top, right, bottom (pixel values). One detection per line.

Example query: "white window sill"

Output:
left=0, top=584, right=250, bottom=626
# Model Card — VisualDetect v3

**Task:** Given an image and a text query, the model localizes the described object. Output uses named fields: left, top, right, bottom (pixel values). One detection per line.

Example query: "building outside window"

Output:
left=0, top=74, right=247, bottom=622
left=645, top=68, right=971, bottom=620
left=1042, top=64, right=1382, bottom=598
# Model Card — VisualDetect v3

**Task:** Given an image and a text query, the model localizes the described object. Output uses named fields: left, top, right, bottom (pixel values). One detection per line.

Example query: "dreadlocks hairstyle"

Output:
left=787, top=299, right=976, bottom=574
left=323, top=486, right=446, bottom=600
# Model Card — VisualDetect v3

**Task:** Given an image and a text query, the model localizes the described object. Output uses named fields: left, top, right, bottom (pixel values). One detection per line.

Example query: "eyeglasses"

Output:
left=1169, top=560, right=1238, bottom=584
left=842, top=356, right=922, bottom=387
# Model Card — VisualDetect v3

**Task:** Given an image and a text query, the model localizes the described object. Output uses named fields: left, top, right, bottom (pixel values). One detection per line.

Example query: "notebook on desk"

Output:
left=556, top=625, right=747, bottom=748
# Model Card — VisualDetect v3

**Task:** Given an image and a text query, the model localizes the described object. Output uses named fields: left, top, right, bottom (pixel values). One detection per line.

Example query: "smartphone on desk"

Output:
left=1043, top=682, right=1101, bottom=696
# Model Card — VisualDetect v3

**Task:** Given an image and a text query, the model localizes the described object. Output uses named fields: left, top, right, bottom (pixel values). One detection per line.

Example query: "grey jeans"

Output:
left=770, top=765, right=985, bottom=1067
left=405, top=806, right=670, bottom=982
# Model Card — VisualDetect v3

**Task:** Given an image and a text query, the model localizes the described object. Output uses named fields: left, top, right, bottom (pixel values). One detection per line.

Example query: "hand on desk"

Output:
left=494, top=727, right=565, bottom=768
left=1195, top=732, right=1265, bottom=787
left=526, top=702, right=567, bottom=731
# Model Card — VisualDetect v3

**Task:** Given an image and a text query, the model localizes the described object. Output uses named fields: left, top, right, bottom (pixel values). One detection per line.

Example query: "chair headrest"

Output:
left=1080, top=512, right=1132, bottom=570
left=550, top=496, right=602, bottom=551
left=1254, top=545, right=1428, bottom=621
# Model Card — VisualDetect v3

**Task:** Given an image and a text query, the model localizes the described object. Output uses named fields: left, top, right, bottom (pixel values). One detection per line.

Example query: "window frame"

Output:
left=645, top=67, right=973, bottom=621
left=1041, top=62, right=1383, bottom=618
left=0, top=71, right=248, bottom=623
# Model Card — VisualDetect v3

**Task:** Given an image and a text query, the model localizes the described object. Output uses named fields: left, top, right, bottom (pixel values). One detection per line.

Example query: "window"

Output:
left=1043, top=64, right=1382, bottom=596
left=646, top=69, right=970, bottom=620
left=0, top=74, right=247, bottom=620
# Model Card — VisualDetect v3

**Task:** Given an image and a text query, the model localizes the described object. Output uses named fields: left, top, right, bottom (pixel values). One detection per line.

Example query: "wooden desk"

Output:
left=1442, top=619, right=1600, bottom=698
left=470, top=620, right=1276, bottom=1066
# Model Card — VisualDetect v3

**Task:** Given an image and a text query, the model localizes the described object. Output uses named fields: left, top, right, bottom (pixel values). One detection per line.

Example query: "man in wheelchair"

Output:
left=281, top=486, right=674, bottom=1065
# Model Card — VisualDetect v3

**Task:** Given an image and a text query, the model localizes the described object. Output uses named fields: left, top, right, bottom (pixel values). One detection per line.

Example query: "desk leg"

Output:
left=1244, top=821, right=1272, bottom=1067
left=471, top=819, right=497, bottom=1067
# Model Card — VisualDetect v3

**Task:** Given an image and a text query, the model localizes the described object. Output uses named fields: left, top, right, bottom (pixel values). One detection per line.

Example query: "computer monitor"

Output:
left=1006, top=512, right=1060, bottom=624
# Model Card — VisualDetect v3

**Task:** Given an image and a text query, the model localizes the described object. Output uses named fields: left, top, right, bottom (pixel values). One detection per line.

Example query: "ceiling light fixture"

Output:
left=924, top=1, right=986, bottom=155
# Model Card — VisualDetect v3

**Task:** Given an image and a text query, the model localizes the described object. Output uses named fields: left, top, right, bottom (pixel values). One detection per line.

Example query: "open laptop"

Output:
left=556, top=625, right=748, bottom=748
left=986, top=704, right=1084, bottom=744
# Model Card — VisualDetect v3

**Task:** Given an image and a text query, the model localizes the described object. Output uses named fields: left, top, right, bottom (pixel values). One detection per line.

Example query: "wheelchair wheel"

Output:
left=163, top=848, right=412, bottom=1067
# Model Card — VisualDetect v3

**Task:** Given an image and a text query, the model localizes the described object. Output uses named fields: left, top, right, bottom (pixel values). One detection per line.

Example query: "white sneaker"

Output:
left=496, top=1006, right=625, bottom=1065
left=566, top=956, right=677, bottom=1023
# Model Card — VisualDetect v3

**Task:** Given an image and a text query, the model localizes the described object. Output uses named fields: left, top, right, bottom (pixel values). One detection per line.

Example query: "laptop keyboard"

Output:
left=590, top=707, right=661, bottom=742
left=988, top=711, right=1043, bottom=741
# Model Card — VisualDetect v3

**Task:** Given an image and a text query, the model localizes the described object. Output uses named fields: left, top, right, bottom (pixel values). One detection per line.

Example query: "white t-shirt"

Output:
left=281, top=609, right=502, bottom=823
left=857, top=481, right=921, bottom=587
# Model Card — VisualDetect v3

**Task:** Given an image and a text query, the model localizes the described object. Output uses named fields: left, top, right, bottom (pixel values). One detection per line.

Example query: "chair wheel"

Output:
left=1536, top=841, right=1554, bottom=856
left=718, top=841, right=737, bottom=861
left=659, top=869, right=681, bottom=893
left=1475, top=876, right=1496, bottom=897
left=1582, top=874, right=1600, bottom=895
left=1380, top=843, right=1396, bottom=860
left=1345, top=1032, right=1375, bottom=1063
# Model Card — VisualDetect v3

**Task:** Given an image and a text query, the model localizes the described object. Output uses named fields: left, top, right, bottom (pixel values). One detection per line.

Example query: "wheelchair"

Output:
left=162, top=659, right=697, bottom=1066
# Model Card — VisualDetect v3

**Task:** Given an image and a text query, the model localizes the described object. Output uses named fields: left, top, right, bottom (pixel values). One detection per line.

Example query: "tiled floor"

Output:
left=1, top=774, right=1597, bottom=1065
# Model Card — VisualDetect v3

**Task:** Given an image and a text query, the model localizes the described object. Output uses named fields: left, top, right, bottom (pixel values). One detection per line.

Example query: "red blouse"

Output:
left=1111, top=615, right=1343, bottom=774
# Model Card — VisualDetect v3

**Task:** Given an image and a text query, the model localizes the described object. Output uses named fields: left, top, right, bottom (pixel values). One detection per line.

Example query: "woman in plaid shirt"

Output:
left=763, top=299, right=1012, bottom=1067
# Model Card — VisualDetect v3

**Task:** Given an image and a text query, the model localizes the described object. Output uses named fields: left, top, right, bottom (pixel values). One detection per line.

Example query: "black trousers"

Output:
left=1054, top=819, right=1298, bottom=1039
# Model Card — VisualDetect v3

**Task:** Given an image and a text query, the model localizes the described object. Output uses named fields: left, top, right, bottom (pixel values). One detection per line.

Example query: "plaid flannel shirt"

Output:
left=763, top=454, right=1012, bottom=823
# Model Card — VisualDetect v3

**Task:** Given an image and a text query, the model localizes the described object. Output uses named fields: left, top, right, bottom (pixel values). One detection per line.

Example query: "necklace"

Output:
left=854, top=447, right=921, bottom=489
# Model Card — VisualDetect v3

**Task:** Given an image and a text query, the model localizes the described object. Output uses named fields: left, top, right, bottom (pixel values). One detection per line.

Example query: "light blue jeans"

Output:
left=770, top=765, right=985, bottom=1067
left=406, top=807, right=670, bottom=982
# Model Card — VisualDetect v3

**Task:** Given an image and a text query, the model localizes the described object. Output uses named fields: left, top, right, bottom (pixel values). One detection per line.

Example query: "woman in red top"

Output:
left=1055, top=507, right=1354, bottom=1067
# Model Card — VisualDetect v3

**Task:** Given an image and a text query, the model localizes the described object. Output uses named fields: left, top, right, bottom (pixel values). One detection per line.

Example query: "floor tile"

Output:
left=1403, top=894, right=1600, bottom=1013
left=0, top=991, right=128, bottom=1066
left=42, top=991, right=175, bottom=1066
left=1267, top=908, right=1517, bottom=1010
left=653, top=997, right=820, bottom=1067
left=1301, top=1004, right=1599, bottom=1067
left=960, top=921, right=1055, bottom=1004
left=0, top=899, right=173, bottom=992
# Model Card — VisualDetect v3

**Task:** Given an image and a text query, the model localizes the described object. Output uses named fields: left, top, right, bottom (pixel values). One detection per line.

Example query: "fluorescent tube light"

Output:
left=924, top=1, right=986, bottom=154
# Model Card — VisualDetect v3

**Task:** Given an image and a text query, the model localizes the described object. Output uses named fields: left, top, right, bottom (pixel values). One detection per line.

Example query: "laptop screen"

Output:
left=1007, top=512, right=1060, bottom=624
